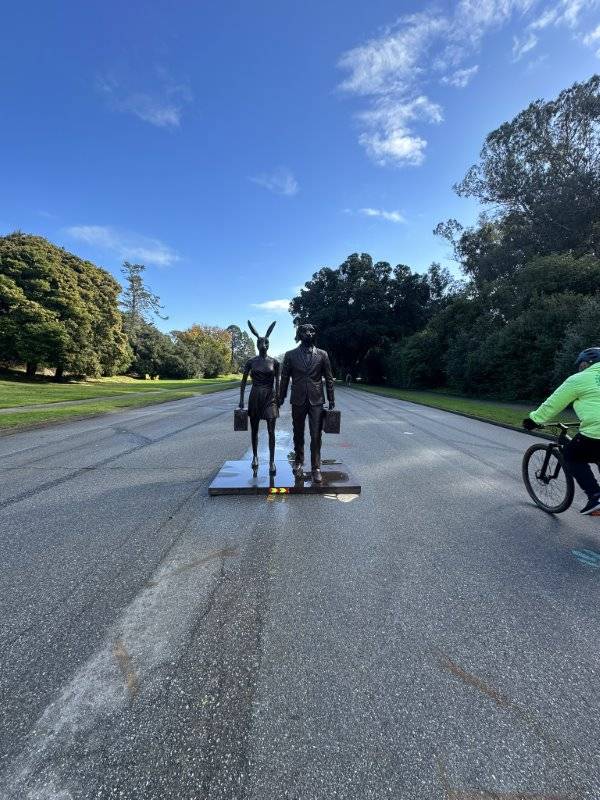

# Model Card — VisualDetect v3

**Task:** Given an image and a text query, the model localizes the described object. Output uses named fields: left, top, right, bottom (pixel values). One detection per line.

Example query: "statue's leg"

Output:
left=267, top=419, right=276, bottom=475
left=250, top=417, right=259, bottom=470
left=291, top=403, right=306, bottom=476
left=308, top=405, right=324, bottom=481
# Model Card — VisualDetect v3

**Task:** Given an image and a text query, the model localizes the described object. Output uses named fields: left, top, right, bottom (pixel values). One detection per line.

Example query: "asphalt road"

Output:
left=1, top=387, right=599, bottom=800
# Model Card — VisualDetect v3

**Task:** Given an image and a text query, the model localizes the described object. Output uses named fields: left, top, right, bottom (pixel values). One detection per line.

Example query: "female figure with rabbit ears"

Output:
left=239, top=321, right=280, bottom=475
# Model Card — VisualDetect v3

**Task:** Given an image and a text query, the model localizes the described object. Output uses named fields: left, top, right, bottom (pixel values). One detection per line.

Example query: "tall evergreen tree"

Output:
left=226, top=324, right=255, bottom=371
left=120, top=262, right=167, bottom=338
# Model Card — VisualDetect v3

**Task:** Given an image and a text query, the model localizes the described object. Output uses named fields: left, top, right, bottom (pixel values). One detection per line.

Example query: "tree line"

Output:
left=291, top=75, right=600, bottom=402
left=0, top=233, right=254, bottom=379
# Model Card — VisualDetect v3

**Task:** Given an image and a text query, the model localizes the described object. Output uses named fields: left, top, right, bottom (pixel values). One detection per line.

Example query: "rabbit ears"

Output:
left=247, top=320, right=276, bottom=339
left=265, top=320, right=277, bottom=338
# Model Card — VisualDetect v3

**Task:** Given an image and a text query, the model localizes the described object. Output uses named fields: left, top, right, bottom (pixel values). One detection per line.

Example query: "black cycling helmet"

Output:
left=575, top=347, right=600, bottom=366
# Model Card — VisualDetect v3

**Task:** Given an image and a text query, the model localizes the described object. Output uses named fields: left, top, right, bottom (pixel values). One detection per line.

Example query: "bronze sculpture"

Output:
left=279, top=323, right=335, bottom=483
left=239, top=321, right=280, bottom=475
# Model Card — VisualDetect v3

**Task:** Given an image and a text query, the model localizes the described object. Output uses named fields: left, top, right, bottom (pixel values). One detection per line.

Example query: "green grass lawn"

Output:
left=0, top=374, right=241, bottom=432
left=0, top=392, right=197, bottom=430
left=348, top=383, right=577, bottom=430
left=0, top=373, right=241, bottom=408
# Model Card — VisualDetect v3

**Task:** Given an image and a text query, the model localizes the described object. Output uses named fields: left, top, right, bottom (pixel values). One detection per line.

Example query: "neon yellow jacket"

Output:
left=530, top=362, right=600, bottom=439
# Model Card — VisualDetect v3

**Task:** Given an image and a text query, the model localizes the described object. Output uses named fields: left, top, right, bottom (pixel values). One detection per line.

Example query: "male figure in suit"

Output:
left=279, top=323, right=335, bottom=482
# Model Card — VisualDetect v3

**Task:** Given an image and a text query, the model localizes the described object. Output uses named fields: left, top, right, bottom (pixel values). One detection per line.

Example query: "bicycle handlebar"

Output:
left=539, top=422, right=580, bottom=429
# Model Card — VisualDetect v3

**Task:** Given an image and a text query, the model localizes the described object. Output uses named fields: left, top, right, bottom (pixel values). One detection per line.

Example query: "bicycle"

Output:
left=522, top=422, right=581, bottom=513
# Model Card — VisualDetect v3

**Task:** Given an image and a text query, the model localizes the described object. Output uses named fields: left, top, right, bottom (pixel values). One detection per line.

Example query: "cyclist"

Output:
left=523, top=347, right=600, bottom=515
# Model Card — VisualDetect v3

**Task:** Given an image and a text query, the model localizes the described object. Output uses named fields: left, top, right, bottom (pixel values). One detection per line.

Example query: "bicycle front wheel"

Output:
left=522, top=443, right=574, bottom=513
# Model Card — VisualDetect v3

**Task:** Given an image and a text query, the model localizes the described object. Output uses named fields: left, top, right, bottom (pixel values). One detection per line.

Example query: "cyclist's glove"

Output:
left=522, top=417, right=539, bottom=431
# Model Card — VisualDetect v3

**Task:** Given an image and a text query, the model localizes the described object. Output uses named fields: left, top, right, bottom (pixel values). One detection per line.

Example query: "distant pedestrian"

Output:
left=345, top=373, right=351, bottom=387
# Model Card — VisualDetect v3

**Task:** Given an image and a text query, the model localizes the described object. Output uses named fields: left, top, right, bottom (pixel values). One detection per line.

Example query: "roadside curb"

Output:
left=345, top=386, right=558, bottom=442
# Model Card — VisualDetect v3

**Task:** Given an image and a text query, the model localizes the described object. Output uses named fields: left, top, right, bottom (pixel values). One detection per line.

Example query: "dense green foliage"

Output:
left=291, top=76, right=600, bottom=402
left=171, top=324, right=232, bottom=378
left=290, top=254, right=454, bottom=382
left=0, top=237, right=239, bottom=382
left=0, top=233, right=131, bottom=377
left=127, top=321, right=193, bottom=379
left=126, top=321, right=235, bottom=379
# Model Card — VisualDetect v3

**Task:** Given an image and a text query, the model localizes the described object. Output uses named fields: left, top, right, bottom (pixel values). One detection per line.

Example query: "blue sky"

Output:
left=1, top=0, right=599, bottom=354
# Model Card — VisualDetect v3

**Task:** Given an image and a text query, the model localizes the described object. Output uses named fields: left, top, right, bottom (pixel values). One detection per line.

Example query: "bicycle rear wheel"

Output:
left=522, top=443, right=574, bottom=513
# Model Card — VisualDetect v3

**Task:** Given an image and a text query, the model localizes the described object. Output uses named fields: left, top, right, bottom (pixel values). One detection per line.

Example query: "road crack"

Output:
left=113, top=639, right=139, bottom=698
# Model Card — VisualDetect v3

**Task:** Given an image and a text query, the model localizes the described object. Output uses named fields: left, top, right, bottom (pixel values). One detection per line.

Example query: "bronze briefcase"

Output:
left=322, top=408, right=341, bottom=434
left=234, top=408, right=248, bottom=431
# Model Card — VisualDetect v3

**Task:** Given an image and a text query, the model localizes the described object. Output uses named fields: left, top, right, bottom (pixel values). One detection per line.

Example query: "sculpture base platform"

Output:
left=208, top=460, right=361, bottom=496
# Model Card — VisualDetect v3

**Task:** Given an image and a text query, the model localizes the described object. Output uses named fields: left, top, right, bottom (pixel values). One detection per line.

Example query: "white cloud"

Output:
left=358, top=207, right=406, bottom=223
left=250, top=168, right=299, bottom=196
left=357, top=94, right=443, bottom=167
left=360, top=131, right=427, bottom=166
left=338, top=0, right=597, bottom=167
left=453, top=0, right=536, bottom=37
left=528, top=0, right=599, bottom=29
left=251, top=299, right=291, bottom=312
left=120, top=94, right=182, bottom=128
left=337, top=5, right=520, bottom=167
left=520, top=0, right=599, bottom=53
left=97, top=71, right=192, bottom=129
left=558, top=0, right=592, bottom=27
left=65, top=225, right=179, bottom=267
left=360, top=95, right=444, bottom=127
left=441, top=65, right=479, bottom=87
left=338, top=12, right=449, bottom=96
left=530, top=6, right=559, bottom=27
left=524, top=51, right=550, bottom=68
left=583, top=20, right=600, bottom=46
left=512, top=31, right=539, bottom=58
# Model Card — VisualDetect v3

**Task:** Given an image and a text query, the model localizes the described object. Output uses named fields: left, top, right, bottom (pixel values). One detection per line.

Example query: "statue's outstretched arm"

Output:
left=279, top=354, right=290, bottom=405
left=275, top=359, right=281, bottom=406
left=324, top=353, right=335, bottom=408
left=240, top=360, right=251, bottom=408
